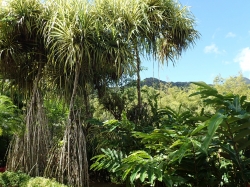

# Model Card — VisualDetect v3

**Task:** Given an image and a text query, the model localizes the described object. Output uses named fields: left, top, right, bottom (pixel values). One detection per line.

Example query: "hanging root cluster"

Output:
left=7, top=89, right=50, bottom=176
left=56, top=110, right=89, bottom=187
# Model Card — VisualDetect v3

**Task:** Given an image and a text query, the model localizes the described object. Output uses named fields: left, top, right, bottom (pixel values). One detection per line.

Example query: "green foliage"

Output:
left=91, top=149, right=172, bottom=187
left=0, top=95, right=23, bottom=166
left=91, top=80, right=250, bottom=186
left=120, top=151, right=169, bottom=186
left=190, top=81, right=250, bottom=185
left=44, top=98, right=68, bottom=142
left=0, top=95, right=23, bottom=136
left=213, top=73, right=250, bottom=97
left=0, top=171, right=30, bottom=187
left=0, top=171, right=67, bottom=187
left=1, top=0, right=198, bottom=186
left=91, top=148, right=126, bottom=174
left=88, top=113, right=137, bottom=155
left=27, top=177, right=67, bottom=187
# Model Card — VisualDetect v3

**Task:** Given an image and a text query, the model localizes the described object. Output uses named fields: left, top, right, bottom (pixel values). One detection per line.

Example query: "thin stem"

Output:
left=191, top=140, right=199, bottom=187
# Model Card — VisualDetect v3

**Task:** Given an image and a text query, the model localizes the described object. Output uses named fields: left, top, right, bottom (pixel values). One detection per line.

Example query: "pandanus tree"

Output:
left=43, top=0, right=199, bottom=186
left=0, top=0, right=199, bottom=186
left=0, top=0, right=50, bottom=176
left=43, top=0, right=133, bottom=186
left=95, top=0, right=199, bottom=108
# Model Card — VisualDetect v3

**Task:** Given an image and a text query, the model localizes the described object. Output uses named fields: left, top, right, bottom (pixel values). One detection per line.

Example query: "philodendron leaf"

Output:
left=202, top=113, right=225, bottom=154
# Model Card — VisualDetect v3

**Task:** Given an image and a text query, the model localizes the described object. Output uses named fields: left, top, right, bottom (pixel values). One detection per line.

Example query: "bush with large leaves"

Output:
left=91, top=82, right=250, bottom=187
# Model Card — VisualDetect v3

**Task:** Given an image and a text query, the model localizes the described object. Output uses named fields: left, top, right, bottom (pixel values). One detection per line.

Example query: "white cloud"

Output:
left=226, top=32, right=236, bottom=38
left=234, top=47, right=250, bottom=72
left=204, top=44, right=220, bottom=54
left=222, top=60, right=230, bottom=65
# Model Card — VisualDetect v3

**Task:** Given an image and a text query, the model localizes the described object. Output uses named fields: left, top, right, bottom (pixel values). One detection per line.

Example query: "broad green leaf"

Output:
left=221, top=144, right=236, bottom=161
left=191, top=81, right=216, bottom=91
left=139, top=166, right=148, bottom=182
left=207, top=113, right=224, bottom=135
left=238, top=140, right=250, bottom=151
left=162, top=175, right=173, bottom=187
left=148, top=167, right=156, bottom=184
left=122, top=167, right=133, bottom=181
left=190, top=122, right=206, bottom=136
left=201, top=113, right=224, bottom=153
left=153, top=167, right=163, bottom=181
left=130, top=165, right=141, bottom=183
left=169, top=141, right=190, bottom=163
left=226, top=116, right=241, bottom=124
left=231, top=121, right=250, bottom=133
left=190, top=139, right=202, bottom=150
left=240, top=95, right=247, bottom=104
left=232, top=95, right=241, bottom=112
left=234, top=129, right=250, bottom=142
left=169, top=139, right=183, bottom=148
left=235, top=113, right=250, bottom=120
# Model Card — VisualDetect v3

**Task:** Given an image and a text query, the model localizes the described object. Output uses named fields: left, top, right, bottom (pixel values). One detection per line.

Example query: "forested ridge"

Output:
left=139, top=76, right=250, bottom=88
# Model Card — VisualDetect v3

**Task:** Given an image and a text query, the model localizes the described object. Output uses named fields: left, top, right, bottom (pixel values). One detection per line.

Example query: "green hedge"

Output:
left=0, top=171, right=67, bottom=187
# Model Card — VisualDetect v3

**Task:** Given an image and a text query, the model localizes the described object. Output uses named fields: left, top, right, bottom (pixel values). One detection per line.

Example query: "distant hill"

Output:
left=243, top=77, right=250, bottom=84
left=125, top=77, right=250, bottom=89
left=141, top=77, right=191, bottom=88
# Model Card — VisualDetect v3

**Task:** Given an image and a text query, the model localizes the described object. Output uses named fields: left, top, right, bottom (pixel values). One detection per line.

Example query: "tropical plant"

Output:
left=0, top=95, right=22, bottom=167
left=0, top=171, right=68, bottom=187
left=0, top=95, right=22, bottom=136
left=91, top=82, right=250, bottom=186
left=0, top=171, right=30, bottom=187
left=1, top=0, right=200, bottom=186
left=189, top=82, right=250, bottom=186
left=94, top=0, right=200, bottom=107
left=0, top=0, right=50, bottom=176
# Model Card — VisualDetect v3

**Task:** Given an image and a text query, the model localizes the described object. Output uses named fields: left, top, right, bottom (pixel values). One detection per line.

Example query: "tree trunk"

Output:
left=7, top=64, right=50, bottom=176
left=57, top=62, right=89, bottom=187
left=136, top=48, right=142, bottom=108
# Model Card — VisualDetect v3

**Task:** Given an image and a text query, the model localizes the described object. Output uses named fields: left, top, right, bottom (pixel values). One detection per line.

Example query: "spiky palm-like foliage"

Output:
left=43, top=0, right=133, bottom=186
left=0, top=0, right=50, bottom=176
left=94, top=0, right=200, bottom=106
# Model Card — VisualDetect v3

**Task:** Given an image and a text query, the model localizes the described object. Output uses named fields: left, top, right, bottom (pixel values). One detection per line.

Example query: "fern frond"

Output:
left=90, top=148, right=126, bottom=173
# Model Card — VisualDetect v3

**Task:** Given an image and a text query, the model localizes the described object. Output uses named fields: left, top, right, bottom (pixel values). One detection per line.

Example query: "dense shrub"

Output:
left=27, top=177, right=67, bottom=187
left=0, top=171, right=30, bottom=187
left=0, top=171, right=67, bottom=187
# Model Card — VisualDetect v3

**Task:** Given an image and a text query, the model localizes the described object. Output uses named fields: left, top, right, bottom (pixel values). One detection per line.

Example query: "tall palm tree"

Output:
left=0, top=0, right=50, bottom=176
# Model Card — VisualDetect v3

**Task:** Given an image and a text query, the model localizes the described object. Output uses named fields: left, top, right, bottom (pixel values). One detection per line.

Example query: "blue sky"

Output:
left=141, top=0, right=250, bottom=84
